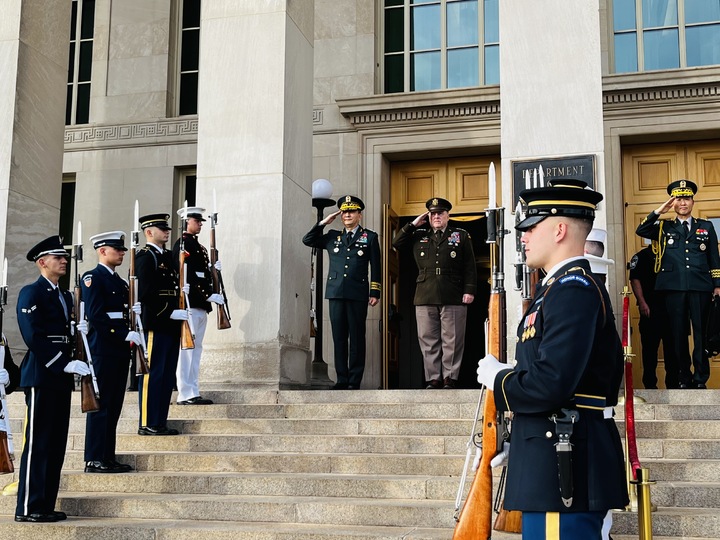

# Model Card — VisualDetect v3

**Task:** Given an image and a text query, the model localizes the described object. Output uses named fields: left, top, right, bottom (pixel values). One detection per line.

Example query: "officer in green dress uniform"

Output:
left=635, top=179, right=720, bottom=389
left=392, top=198, right=477, bottom=389
left=302, top=196, right=381, bottom=390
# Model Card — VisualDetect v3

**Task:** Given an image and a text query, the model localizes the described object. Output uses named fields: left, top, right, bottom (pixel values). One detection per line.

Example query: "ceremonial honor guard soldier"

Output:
left=172, top=207, right=224, bottom=405
left=636, top=179, right=720, bottom=389
left=302, top=196, right=381, bottom=390
left=392, top=197, right=477, bottom=389
left=136, top=213, right=189, bottom=435
left=79, top=231, right=139, bottom=472
left=476, top=180, right=628, bottom=537
left=15, top=236, right=91, bottom=522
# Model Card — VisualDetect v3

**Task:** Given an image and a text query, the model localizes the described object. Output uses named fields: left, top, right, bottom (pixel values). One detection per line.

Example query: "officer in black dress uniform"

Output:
left=629, top=244, right=673, bottom=389
left=302, top=196, right=381, bottom=389
left=79, top=231, right=139, bottom=472
left=172, top=207, right=224, bottom=405
left=136, top=214, right=188, bottom=435
left=15, top=236, right=91, bottom=522
left=392, top=197, right=477, bottom=389
left=636, top=179, right=720, bottom=389
left=476, top=180, right=628, bottom=538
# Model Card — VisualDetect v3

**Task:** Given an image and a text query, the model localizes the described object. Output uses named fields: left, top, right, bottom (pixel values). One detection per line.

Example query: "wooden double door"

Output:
left=623, top=140, right=720, bottom=388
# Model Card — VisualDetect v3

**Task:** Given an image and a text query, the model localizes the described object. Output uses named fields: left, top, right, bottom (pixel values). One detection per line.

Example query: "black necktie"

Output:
left=346, top=231, right=353, bottom=244
left=684, top=221, right=691, bottom=236
left=435, top=230, right=442, bottom=241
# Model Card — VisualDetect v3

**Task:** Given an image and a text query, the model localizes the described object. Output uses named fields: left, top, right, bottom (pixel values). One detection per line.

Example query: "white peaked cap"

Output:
left=585, top=253, right=615, bottom=275
left=587, top=228, right=607, bottom=245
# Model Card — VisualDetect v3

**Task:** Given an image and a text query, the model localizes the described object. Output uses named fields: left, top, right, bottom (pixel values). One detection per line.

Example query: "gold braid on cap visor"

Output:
left=527, top=199, right=597, bottom=209
left=670, top=188, right=694, bottom=197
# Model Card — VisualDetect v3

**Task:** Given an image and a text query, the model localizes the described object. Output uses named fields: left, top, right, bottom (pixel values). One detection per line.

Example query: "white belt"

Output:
left=603, top=406, right=614, bottom=419
left=107, top=312, right=124, bottom=319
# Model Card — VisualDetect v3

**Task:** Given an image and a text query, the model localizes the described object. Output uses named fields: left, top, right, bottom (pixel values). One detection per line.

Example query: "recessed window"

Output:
left=178, top=0, right=201, bottom=115
left=383, top=0, right=499, bottom=93
left=612, top=0, right=720, bottom=73
left=66, top=0, right=95, bottom=125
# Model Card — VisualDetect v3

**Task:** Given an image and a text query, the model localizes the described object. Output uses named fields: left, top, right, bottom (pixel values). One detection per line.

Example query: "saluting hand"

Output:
left=320, top=210, right=342, bottom=226
left=656, top=196, right=675, bottom=215
left=412, top=211, right=429, bottom=227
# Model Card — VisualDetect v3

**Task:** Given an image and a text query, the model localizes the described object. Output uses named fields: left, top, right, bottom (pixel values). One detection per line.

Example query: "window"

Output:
left=66, top=0, right=95, bottom=125
left=612, top=0, right=720, bottom=73
left=178, top=0, right=201, bottom=115
left=383, top=0, right=499, bottom=93
left=173, top=168, right=197, bottom=232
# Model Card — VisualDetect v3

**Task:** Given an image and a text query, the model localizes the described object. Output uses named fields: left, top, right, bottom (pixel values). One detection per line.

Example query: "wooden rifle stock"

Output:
left=178, top=248, right=196, bottom=350
left=0, top=431, right=12, bottom=474
left=129, top=243, right=149, bottom=375
left=209, top=217, right=231, bottom=330
left=73, top=247, right=100, bottom=413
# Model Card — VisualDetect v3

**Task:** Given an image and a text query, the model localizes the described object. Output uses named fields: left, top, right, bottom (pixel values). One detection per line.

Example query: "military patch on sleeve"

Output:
left=629, top=254, right=639, bottom=270
left=558, top=274, right=590, bottom=286
left=83, top=275, right=93, bottom=287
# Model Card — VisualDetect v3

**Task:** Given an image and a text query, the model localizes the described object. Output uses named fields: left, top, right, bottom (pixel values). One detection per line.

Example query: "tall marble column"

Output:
left=499, top=0, right=606, bottom=342
left=0, top=0, right=71, bottom=350
left=195, top=2, right=314, bottom=387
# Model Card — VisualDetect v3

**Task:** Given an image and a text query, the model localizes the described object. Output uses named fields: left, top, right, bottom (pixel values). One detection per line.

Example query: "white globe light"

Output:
left=312, top=178, right=333, bottom=199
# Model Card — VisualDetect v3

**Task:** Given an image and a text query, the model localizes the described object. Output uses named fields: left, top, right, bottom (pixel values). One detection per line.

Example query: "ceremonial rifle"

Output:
left=0, top=258, right=15, bottom=473
left=209, top=189, right=231, bottom=330
left=178, top=201, right=196, bottom=349
left=453, top=162, right=519, bottom=538
left=73, top=222, right=100, bottom=413
left=129, top=201, right=150, bottom=375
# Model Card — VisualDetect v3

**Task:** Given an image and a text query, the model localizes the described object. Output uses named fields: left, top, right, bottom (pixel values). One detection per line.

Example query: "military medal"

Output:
left=333, top=247, right=339, bottom=253
left=668, top=238, right=674, bottom=245
left=358, top=250, right=364, bottom=256
left=450, top=251, right=456, bottom=258
left=701, top=243, right=707, bottom=251
left=420, top=252, right=425, bottom=257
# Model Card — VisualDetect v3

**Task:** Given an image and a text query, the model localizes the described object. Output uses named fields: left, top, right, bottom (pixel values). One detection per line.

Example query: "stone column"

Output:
left=0, top=0, right=71, bottom=351
left=195, top=2, right=314, bottom=387
left=499, top=0, right=606, bottom=343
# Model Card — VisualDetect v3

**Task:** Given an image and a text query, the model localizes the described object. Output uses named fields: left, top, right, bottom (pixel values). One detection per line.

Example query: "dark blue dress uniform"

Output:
left=302, top=197, right=381, bottom=389
left=635, top=180, right=720, bottom=388
left=493, top=260, right=628, bottom=514
left=81, top=262, right=131, bottom=464
left=15, top=237, right=75, bottom=520
left=135, top=214, right=182, bottom=433
left=482, top=180, right=628, bottom=537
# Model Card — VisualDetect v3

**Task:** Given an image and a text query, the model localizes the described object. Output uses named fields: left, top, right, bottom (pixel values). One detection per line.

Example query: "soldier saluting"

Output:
left=303, top=196, right=381, bottom=390
left=636, top=179, right=720, bottom=389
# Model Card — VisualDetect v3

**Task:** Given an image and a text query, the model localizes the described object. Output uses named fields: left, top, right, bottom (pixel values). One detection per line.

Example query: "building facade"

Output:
left=2, top=0, right=720, bottom=389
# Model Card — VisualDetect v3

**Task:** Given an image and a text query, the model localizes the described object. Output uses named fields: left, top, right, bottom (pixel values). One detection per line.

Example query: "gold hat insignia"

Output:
left=432, top=198, right=438, bottom=206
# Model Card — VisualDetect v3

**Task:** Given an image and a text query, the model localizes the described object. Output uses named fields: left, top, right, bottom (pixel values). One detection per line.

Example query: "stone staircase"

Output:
left=0, top=387, right=718, bottom=539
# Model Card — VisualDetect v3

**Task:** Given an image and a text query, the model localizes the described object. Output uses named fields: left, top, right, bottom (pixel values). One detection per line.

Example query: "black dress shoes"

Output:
left=52, top=511, right=67, bottom=521
left=138, top=426, right=180, bottom=436
left=177, top=396, right=214, bottom=405
left=443, top=377, right=457, bottom=389
left=111, top=459, right=133, bottom=472
left=425, top=378, right=442, bottom=389
left=331, top=383, right=349, bottom=390
left=15, top=513, right=60, bottom=523
left=85, top=460, right=125, bottom=473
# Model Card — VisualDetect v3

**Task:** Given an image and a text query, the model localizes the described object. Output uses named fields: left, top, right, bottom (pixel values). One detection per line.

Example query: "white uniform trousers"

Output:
left=176, top=307, right=208, bottom=402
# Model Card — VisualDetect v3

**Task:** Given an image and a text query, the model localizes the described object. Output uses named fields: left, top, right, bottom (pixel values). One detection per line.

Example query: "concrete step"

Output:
left=612, top=506, right=720, bottom=537
left=61, top=433, right=466, bottom=455
left=54, top=471, right=461, bottom=500
left=0, top=517, right=498, bottom=540
left=56, top=451, right=467, bottom=476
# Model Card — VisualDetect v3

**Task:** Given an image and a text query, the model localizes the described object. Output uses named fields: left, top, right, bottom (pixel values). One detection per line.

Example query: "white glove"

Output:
left=214, top=260, right=222, bottom=272
left=170, top=309, right=190, bottom=321
left=64, top=360, right=91, bottom=376
left=76, top=319, right=89, bottom=335
left=0, top=368, right=9, bottom=387
left=208, top=293, right=224, bottom=305
left=182, top=284, right=190, bottom=296
left=476, top=353, right=506, bottom=388
left=125, top=331, right=142, bottom=346
left=490, top=441, right=510, bottom=468
left=132, top=302, right=142, bottom=315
